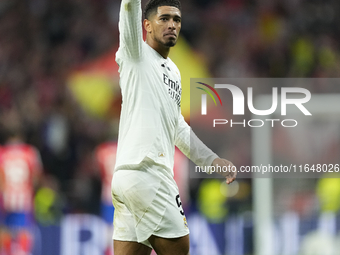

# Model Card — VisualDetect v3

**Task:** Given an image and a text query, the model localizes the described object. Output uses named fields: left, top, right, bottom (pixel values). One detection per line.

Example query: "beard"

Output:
left=164, top=40, right=176, bottom=47
left=155, top=36, right=177, bottom=48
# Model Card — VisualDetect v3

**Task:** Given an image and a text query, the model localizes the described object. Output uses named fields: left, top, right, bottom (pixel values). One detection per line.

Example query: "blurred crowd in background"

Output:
left=1, top=0, right=340, bottom=254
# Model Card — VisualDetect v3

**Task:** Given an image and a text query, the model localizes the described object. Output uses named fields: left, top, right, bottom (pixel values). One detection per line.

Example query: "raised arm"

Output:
left=118, top=0, right=144, bottom=60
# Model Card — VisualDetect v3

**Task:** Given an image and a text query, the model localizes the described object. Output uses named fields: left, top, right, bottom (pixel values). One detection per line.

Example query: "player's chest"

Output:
left=150, top=60, right=182, bottom=108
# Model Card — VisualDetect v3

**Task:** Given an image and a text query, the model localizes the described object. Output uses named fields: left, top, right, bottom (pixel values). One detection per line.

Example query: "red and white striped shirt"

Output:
left=0, top=143, right=42, bottom=213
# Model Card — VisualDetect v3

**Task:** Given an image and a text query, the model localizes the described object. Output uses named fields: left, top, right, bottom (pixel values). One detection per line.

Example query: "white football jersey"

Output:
left=115, top=0, right=218, bottom=175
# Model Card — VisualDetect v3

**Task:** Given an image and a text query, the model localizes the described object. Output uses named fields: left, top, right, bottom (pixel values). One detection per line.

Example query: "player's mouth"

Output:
left=164, top=33, right=177, bottom=39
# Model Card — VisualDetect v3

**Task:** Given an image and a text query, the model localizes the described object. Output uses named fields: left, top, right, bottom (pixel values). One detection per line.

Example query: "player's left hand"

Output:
left=211, top=158, right=237, bottom=184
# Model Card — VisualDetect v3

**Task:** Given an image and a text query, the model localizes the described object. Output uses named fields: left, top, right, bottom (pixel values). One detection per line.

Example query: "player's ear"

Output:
left=143, top=19, right=152, bottom=33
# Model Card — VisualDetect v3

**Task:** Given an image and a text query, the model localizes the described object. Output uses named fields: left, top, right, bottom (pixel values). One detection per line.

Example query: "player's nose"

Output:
left=168, top=19, right=176, bottom=29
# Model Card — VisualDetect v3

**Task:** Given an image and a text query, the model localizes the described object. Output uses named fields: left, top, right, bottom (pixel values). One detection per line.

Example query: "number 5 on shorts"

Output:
left=176, top=194, right=185, bottom=216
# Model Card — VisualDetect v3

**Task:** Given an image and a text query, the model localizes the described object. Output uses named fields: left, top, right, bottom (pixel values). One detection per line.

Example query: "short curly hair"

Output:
left=144, top=0, right=181, bottom=20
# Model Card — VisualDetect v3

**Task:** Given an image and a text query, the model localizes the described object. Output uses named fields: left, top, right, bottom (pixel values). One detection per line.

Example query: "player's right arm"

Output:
left=118, top=0, right=144, bottom=60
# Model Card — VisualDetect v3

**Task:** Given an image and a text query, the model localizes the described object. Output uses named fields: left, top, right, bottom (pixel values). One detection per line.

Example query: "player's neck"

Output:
left=146, top=39, right=170, bottom=59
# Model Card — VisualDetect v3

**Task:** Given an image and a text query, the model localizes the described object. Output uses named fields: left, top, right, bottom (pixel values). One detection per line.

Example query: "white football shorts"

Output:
left=111, top=158, right=189, bottom=248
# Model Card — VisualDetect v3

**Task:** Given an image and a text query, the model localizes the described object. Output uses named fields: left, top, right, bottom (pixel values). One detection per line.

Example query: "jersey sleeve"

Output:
left=117, top=0, right=144, bottom=60
left=175, top=114, right=219, bottom=169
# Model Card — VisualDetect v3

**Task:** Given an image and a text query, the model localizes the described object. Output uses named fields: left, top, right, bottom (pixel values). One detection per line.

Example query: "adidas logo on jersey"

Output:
left=161, top=63, right=171, bottom=71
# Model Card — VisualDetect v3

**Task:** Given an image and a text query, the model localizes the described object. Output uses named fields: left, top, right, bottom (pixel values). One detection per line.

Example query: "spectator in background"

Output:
left=0, top=129, right=42, bottom=255
left=94, top=141, right=117, bottom=255
left=94, top=141, right=117, bottom=224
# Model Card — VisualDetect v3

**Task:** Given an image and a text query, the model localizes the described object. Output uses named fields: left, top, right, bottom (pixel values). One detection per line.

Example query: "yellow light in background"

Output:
left=68, top=73, right=114, bottom=118
left=198, top=179, right=228, bottom=223
left=317, top=175, right=340, bottom=213
left=291, top=38, right=315, bottom=75
left=34, top=187, right=57, bottom=225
